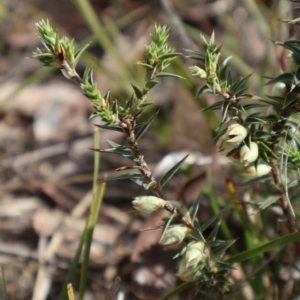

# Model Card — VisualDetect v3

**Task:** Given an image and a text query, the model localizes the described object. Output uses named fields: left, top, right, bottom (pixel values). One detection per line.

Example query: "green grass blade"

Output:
left=226, top=232, right=300, bottom=263
left=92, top=128, right=100, bottom=196
left=58, top=228, right=86, bottom=300
left=0, top=266, right=9, bottom=300
left=79, top=182, right=106, bottom=299
left=79, top=127, right=104, bottom=299
left=159, top=282, right=193, bottom=300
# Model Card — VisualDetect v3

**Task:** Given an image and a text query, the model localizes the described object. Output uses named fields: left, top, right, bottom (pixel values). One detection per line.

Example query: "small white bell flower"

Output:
left=217, top=124, right=248, bottom=154
left=132, top=196, right=166, bottom=214
left=184, top=241, right=205, bottom=267
left=160, top=225, right=189, bottom=249
left=239, top=142, right=259, bottom=166
left=242, top=164, right=272, bottom=179
left=177, top=258, right=202, bottom=282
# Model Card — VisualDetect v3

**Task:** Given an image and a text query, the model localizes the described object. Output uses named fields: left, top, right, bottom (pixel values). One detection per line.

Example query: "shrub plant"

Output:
left=33, top=11, right=300, bottom=299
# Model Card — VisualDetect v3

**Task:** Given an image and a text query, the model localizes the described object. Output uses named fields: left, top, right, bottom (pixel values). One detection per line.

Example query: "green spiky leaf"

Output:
left=74, top=43, right=90, bottom=67
left=136, top=61, right=154, bottom=70
left=144, top=80, right=159, bottom=90
left=189, top=195, right=201, bottom=221
left=136, top=111, right=159, bottom=140
left=266, top=73, right=294, bottom=85
left=131, top=84, right=143, bottom=99
left=212, top=240, right=236, bottom=262
left=156, top=72, right=184, bottom=79
left=159, top=154, right=189, bottom=188
left=160, top=215, right=175, bottom=242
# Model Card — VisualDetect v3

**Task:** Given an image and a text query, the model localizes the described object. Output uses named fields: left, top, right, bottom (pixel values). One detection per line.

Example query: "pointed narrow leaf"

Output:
left=104, top=90, right=110, bottom=101
left=136, top=111, right=159, bottom=140
left=189, top=228, right=205, bottom=242
left=219, top=56, right=232, bottom=81
left=278, top=42, right=300, bottom=57
left=106, top=139, right=122, bottom=148
left=156, top=72, right=184, bottom=79
left=265, top=114, right=279, bottom=122
left=136, top=61, right=153, bottom=70
left=94, top=124, right=124, bottom=132
left=242, top=103, right=266, bottom=110
left=103, top=172, right=142, bottom=182
left=157, top=53, right=181, bottom=61
left=288, top=179, right=300, bottom=188
left=196, top=84, right=213, bottom=97
left=135, top=104, right=152, bottom=118
left=221, top=100, right=231, bottom=122
left=159, top=154, right=189, bottom=188
left=201, top=211, right=224, bottom=233
left=266, top=73, right=294, bottom=85
left=207, top=240, right=227, bottom=248
left=131, top=83, right=143, bottom=99
left=212, top=240, right=236, bottom=261
left=189, top=195, right=201, bottom=221
left=207, top=220, right=221, bottom=242
left=252, top=196, right=279, bottom=214
left=231, top=73, right=253, bottom=93
left=257, top=141, right=275, bottom=153
left=202, top=101, right=223, bottom=112
left=94, top=147, right=132, bottom=156
left=160, top=215, right=175, bottom=242
left=74, top=43, right=90, bottom=67
left=82, top=63, right=93, bottom=83
left=227, top=70, right=233, bottom=86
left=144, top=80, right=159, bottom=90
left=296, top=65, right=300, bottom=81
left=259, top=99, right=283, bottom=111
left=235, top=86, right=249, bottom=98
left=130, top=177, right=149, bottom=189
left=283, top=92, right=298, bottom=108
left=125, top=94, right=136, bottom=110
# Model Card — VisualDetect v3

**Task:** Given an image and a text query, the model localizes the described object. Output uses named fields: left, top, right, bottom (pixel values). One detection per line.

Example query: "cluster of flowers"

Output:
left=217, top=123, right=271, bottom=178
left=132, top=196, right=211, bottom=282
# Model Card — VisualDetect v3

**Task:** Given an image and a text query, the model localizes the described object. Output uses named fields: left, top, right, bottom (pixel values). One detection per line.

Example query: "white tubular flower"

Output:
left=226, top=124, right=248, bottom=143
left=217, top=124, right=248, bottom=154
left=242, top=164, right=272, bottom=179
left=240, top=142, right=259, bottom=166
left=184, top=241, right=205, bottom=267
left=177, top=258, right=202, bottom=282
left=160, top=225, right=189, bottom=249
left=272, top=82, right=287, bottom=98
left=132, top=196, right=166, bottom=214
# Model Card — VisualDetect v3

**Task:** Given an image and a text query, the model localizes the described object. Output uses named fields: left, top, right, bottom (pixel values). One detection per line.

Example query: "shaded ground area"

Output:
left=0, top=0, right=293, bottom=299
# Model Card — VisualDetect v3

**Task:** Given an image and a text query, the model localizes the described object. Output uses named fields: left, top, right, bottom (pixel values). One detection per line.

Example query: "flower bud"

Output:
left=242, top=164, right=271, bottom=179
left=160, top=225, right=189, bottom=249
left=239, top=142, right=259, bottom=166
left=184, top=241, right=205, bottom=267
left=132, top=196, right=166, bottom=214
left=190, top=66, right=207, bottom=78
